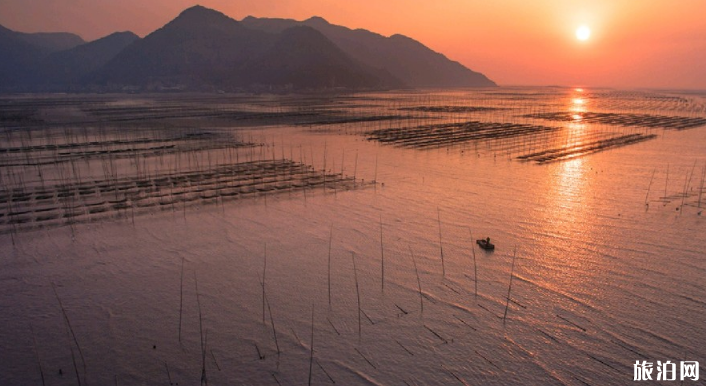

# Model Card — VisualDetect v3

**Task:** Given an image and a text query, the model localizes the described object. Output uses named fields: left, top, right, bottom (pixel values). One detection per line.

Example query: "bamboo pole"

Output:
left=308, top=304, right=315, bottom=386
left=698, top=164, right=705, bottom=209
left=262, top=243, right=267, bottom=324
left=352, top=252, right=362, bottom=339
left=665, top=164, right=669, bottom=199
left=467, top=228, right=478, bottom=300
left=30, top=324, right=46, bottom=386
left=258, top=273, right=280, bottom=357
left=437, top=207, right=446, bottom=278
left=380, top=214, right=385, bottom=292
left=179, top=256, right=184, bottom=344
left=408, top=246, right=423, bottom=316
left=195, top=272, right=207, bottom=386
left=52, top=283, right=86, bottom=386
left=502, top=247, right=518, bottom=324
left=328, top=225, right=333, bottom=307
left=645, top=167, right=656, bottom=205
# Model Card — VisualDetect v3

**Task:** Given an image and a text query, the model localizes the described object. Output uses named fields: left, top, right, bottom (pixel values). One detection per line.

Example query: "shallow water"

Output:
left=1, top=87, right=706, bottom=385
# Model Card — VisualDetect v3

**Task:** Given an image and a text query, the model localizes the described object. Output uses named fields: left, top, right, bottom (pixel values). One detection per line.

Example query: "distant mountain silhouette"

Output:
left=0, top=24, right=121, bottom=90
left=15, top=31, right=85, bottom=53
left=241, top=16, right=496, bottom=88
left=0, top=24, right=45, bottom=86
left=92, top=6, right=274, bottom=88
left=236, top=26, right=401, bottom=89
left=94, top=6, right=399, bottom=91
left=37, top=32, right=139, bottom=88
left=0, top=5, right=496, bottom=92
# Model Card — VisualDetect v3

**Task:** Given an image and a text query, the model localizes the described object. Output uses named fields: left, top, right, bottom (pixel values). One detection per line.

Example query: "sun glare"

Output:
left=576, top=26, right=591, bottom=41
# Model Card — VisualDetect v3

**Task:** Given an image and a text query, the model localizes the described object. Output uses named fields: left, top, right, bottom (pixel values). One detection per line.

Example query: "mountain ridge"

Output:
left=240, top=15, right=496, bottom=88
left=0, top=5, right=496, bottom=92
left=37, top=32, right=139, bottom=88
left=86, top=6, right=404, bottom=91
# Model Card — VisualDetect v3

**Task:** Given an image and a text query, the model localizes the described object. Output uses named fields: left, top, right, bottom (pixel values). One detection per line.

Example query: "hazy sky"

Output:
left=2, top=0, right=705, bottom=89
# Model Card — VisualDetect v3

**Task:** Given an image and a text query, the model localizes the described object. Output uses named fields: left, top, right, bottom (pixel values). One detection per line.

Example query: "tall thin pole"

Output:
left=380, top=215, right=385, bottom=292
left=437, top=207, right=446, bottom=278
left=308, top=305, right=315, bottom=386
left=195, top=273, right=207, bottom=386
left=665, top=164, right=669, bottom=198
left=645, top=168, right=656, bottom=205
left=409, top=246, right=423, bottom=316
left=352, top=252, right=362, bottom=339
left=179, top=257, right=184, bottom=343
left=503, top=247, right=518, bottom=324
left=327, top=225, right=333, bottom=307
left=698, top=165, right=705, bottom=209
left=468, top=228, right=478, bottom=300
left=262, top=243, right=267, bottom=324
left=30, top=324, right=46, bottom=386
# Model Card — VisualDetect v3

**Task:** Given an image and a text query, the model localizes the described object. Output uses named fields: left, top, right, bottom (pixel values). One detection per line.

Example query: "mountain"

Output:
left=94, top=6, right=399, bottom=91
left=240, top=16, right=496, bottom=88
left=92, top=6, right=274, bottom=88
left=0, top=5, right=496, bottom=91
left=15, top=31, right=85, bottom=53
left=237, top=26, right=400, bottom=89
left=0, top=24, right=46, bottom=86
left=37, top=32, right=139, bottom=87
left=0, top=24, right=88, bottom=88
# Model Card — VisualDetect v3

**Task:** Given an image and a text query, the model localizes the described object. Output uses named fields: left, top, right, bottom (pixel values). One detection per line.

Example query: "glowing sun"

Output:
left=576, top=26, right=591, bottom=41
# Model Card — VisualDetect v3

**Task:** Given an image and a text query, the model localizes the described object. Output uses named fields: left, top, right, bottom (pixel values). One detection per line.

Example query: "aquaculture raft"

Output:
left=0, top=159, right=362, bottom=234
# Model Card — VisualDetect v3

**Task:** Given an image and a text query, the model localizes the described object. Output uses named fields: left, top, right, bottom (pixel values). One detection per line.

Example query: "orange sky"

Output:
left=2, top=0, right=705, bottom=89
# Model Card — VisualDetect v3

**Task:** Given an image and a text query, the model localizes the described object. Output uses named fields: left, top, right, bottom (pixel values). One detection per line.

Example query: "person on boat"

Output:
left=486, top=237, right=490, bottom=244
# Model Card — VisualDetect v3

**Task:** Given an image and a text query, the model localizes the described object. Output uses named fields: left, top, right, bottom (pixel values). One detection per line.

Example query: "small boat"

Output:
left=476, top=238, right=495, bottom=250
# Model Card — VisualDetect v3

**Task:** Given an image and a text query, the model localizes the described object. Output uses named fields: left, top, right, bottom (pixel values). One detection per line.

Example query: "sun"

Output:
left=576, top=26, right=591, bottom=41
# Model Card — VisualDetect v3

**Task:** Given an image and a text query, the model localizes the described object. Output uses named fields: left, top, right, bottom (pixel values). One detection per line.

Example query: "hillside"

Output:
left=0, top=5, right=496, bottom=92
left=241, top=16, right=496, bottom=88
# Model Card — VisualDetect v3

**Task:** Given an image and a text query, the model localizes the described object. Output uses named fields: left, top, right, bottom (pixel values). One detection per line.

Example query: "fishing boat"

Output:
left=477, top=237, right=495, bottom=250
